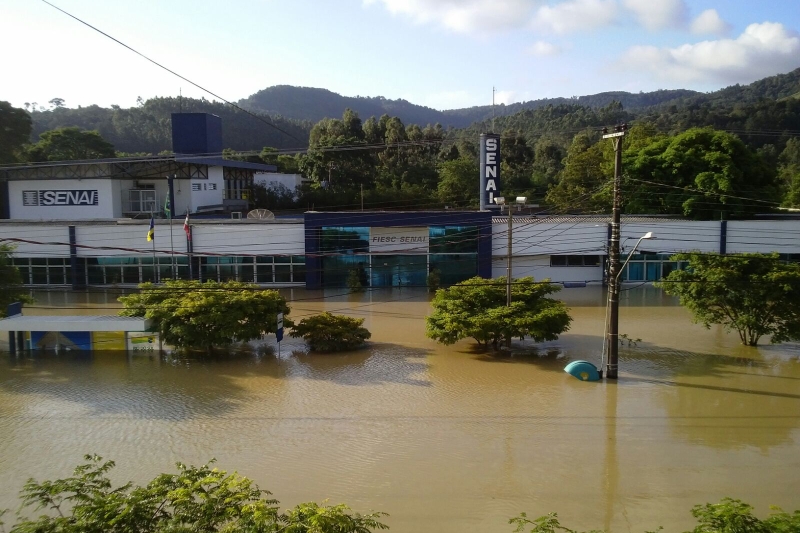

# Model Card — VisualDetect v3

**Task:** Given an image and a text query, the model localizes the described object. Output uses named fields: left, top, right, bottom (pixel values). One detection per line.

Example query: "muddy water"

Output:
left=0, top=287, right=798, bottom=532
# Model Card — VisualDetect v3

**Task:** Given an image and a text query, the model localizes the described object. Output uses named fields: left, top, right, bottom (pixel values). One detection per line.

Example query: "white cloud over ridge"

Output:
left=532, top=0, right=618, bottom=35
left=623, top=0, right=687, bottom=31
left=621, top=22, right=800, bottom=84
left=362, top=0, right=534, bottom=33
left=690, top=9, right=731, bottom=37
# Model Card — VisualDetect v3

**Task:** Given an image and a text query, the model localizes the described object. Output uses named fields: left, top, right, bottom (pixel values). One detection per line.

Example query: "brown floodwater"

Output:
left=0, top=287, right=799, bottom=532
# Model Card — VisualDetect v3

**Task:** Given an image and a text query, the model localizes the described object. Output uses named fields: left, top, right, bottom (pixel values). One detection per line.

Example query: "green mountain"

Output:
left=29, top=97, right=312, bottom=154
left=22, top=66, right=800, bottom=154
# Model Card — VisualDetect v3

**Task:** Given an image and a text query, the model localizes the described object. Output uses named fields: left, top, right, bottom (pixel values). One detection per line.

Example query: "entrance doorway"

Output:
left=370, top=255, right=427, bottom=287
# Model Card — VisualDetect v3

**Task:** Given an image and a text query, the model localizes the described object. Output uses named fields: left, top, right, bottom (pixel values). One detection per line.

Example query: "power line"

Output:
left=38, top=0, right=304, bottom=144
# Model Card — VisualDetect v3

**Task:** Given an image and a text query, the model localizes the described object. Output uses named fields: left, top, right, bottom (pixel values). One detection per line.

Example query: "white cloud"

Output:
left=690, top=9, right=731, bottom=37
left=527, top=41, right=563, bottom=56
left=620, top=22, right=800, bottom=84
left=532, top=0, right=618, bottom=34
left=494, top=90, right=517, bottom=105
left=362, top=0, right=534, bottom=33
left=623, top=0, right=687, bottom=30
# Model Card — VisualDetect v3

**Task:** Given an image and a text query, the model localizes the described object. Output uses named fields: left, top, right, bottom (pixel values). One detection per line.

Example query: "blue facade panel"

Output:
left=304, top=211, right=493, bottom=289
left=171, top=113, right=223, bottom=155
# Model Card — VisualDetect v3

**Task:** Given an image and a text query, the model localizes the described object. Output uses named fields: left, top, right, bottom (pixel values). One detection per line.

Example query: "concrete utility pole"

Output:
left=507, top=204, right=512, bottom=307
left=603, top=124, right=627, bottom=379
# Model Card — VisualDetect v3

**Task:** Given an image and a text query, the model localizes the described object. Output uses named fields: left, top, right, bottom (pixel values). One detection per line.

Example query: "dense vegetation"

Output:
left=3, top=67, right=800, bottom=216
left=3, top=456, right=797, bottom=532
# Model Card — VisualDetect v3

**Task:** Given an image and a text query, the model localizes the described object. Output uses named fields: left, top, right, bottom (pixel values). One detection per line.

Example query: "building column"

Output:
left=69, top=225, right=85, bottom=289
left=720, top=220, right=727, bottom=255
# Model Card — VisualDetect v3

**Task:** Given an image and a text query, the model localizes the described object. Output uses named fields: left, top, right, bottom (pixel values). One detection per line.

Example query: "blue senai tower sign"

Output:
left=479, top=133, right=501, bottom=210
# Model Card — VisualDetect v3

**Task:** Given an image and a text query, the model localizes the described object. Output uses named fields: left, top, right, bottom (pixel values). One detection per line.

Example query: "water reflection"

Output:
left=0, top=288, right=799, bottom=533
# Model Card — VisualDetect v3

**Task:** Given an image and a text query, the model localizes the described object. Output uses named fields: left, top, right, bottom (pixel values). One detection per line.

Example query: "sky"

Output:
left=4, top=0, right=800, bottom=112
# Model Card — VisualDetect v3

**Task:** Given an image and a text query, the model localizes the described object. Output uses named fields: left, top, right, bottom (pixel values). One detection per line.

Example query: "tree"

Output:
left=26, top=126, right=116, bottom=161
left=778, top=138, right=800, bottom=207
left=426, top=277, right=572, bottom=349
left=119, top=281, right=291, bottom=352
left=624, top=128, right=778, bottom=219
left=5, top=454, right=388, bottom=533
left=656, top=253, right=800, bottom=346
left=0, top=245, right=30, bottom=316
left=437, top=157, right=479, bottom=206
left=290, top=312, right=371, bottom=352
left=0, top=101, right=32, bottom=164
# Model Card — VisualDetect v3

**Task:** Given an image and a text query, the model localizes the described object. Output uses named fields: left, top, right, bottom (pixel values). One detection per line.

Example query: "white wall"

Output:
left=9, top=179, right=119, bottom=220
left=493, top=221, right=608, bottom=257
left=493, top=256, right=603, bottom=283
left=0, top=223, right=71, bottom=258
left=190, top=166, right=225, bottom=210
left=620, top=221, right=720, bottom=254
left=727, top=221, right=800, bottom=254
left=191, top=223, right=304, bottom=256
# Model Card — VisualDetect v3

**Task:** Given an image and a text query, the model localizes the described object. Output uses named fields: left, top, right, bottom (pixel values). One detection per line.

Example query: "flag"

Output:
left=163, top=195, right=171, bottom=218
left=147, top=217, right=155, bottom=242
left=183, top=211, right=191, bottom=241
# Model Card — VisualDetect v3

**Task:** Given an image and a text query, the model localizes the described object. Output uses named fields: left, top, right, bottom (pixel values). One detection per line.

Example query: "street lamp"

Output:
left=495, top=196, right=512, bottom=314
left=603, top=231, right=653, bottom=379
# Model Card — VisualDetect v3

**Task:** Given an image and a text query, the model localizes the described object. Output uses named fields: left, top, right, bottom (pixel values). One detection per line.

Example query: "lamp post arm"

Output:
left=615, top=236, right=646, bottom=285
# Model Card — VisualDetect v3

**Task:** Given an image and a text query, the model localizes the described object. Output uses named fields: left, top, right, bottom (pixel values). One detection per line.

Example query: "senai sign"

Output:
left=22, top=190, right=99, bottom=207
left=479, top=133, right=500, bottom=210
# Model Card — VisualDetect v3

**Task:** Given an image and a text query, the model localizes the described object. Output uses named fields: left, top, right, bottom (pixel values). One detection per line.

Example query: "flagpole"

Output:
left=150, top=209, right=157, bottom=283
left=167, top=175, right=176, bottom=280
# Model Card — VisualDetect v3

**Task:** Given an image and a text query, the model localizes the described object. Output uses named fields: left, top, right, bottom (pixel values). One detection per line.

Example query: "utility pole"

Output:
left=507, top=205, right=512, bottom=307
left=603, top=124, right=627, bottom=379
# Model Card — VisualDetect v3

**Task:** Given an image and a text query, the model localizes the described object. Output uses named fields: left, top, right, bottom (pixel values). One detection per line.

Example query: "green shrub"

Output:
left=290, top=312, right=371, bottom=352
left=3, top=455, right=388, bottom=532
left=427, top=268, right=441, bottom=292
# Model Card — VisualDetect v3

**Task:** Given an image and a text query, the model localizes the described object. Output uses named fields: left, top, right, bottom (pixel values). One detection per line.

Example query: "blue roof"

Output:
left=176, top=156, right=277, bottom=172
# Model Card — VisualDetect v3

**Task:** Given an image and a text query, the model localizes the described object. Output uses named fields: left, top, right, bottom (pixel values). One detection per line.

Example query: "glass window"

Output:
left=567, top=256, right=583, bottom=266
left=49, top=267, right=66, bottom=285
left=627, top=262, right=644, bottom=281
left=256, top=264, right=273, bottom=283
left=122, top=266, right=140, bottom=284
left=550, top=256, right=567, bottom=266
left=320, top=227, right=370, bottom=253
left=275, top=264, right=291, bottom=283
left=430, top=254, right=477, bottom=286
left=584, top=255, right=600, bottom=266
left=429, top=226, right=479, bottom=254
left=646, top=262, right=661, bottom=281
left=31, top=268, right=48, bottom=285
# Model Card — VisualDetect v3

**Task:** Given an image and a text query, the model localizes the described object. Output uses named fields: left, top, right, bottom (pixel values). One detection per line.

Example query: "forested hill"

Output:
left=22, top=67, right=800, bottom=154
left=238, top=85, right=451, bottom=127
left=29, top=97, right=312, bottom=154
left=239, top=85, right=699, bottom=128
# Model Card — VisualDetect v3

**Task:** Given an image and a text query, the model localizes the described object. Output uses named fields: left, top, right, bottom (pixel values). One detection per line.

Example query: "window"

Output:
left=550, top=255, right=600, bottom=267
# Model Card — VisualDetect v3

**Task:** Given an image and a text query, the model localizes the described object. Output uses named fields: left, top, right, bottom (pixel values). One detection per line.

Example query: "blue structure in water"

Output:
left=564, top=360, right=601, bottom=382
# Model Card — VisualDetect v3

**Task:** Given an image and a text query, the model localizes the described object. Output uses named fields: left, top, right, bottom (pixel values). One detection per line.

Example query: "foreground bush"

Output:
left=510, top=498, right=800, bottom=533
left=1, top=455, right=387, bottom=533
left=291, top=312, right=371, bottom=352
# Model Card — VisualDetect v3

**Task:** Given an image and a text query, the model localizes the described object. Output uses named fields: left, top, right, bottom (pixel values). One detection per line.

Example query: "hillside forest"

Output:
left=1, top=67, right=800, bottom=219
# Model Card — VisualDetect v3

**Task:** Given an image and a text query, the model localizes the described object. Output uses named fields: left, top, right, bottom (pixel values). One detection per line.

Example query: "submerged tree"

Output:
left=119, top=280, right=291, bottom=352
left=426, top=276, right=572, bottom=349
left=291, top=312, right=371, bottom=352
left=656, top=253, right=800, bottom=346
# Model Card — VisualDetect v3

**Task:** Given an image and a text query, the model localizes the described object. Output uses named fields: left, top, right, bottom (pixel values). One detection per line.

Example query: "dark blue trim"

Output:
left=69, top=225, right=84, bottom=289
left=720, top=220, right=727, bottom=255
left=303, top=211, right=494, bottom=289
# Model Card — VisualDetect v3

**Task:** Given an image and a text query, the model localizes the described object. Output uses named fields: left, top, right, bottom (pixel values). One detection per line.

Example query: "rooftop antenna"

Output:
left=492, top=86, right=496, bottom=133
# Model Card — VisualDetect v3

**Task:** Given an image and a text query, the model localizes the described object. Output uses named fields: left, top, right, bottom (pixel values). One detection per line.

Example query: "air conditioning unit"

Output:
left=231, top=212, right=242, bottom=220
